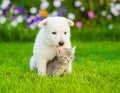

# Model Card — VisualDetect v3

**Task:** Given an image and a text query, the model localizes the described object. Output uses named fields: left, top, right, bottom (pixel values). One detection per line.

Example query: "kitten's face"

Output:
left=56, top=47, right=76, bottom=64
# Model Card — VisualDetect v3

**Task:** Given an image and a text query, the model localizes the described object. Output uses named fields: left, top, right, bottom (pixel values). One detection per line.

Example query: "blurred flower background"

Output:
left=0, top=0, right=120, bottom=41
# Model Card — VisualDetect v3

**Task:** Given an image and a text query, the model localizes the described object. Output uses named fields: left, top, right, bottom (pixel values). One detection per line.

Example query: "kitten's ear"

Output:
left=71, top=46, right=76, bottom=54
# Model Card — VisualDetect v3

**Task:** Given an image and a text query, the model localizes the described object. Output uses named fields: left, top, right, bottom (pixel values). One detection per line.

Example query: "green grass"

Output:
left=0, top=41, right=120, bottom=93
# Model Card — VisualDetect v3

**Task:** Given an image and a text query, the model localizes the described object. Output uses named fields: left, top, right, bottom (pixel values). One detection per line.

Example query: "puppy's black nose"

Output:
left=59, top=41, right=64, bottom=46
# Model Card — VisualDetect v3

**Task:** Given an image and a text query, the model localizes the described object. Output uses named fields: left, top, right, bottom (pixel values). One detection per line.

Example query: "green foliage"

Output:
left=0, top=42, right=120, bottom=93
left=11, top=0, right=40, bottom=10
left=0, top=22, right=37, bottom=42
left=0, top=22, right=120, bottom=42
left=71, top=23, right=120, bottom=41
left=0, top=0, right=120, bottom=42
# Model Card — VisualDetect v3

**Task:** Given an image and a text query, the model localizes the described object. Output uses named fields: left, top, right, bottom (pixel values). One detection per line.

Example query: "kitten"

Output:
left=47, top=46, right=76, bottom=76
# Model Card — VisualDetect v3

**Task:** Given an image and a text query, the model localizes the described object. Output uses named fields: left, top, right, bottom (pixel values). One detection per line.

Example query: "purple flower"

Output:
left=13, top=6, right=25, bottom=15
left=22, top=13, right=28, bottom=19
left=26, top=16, right=37, bottom=26
left=13, top=6, right=20, bottom=15
left=2, top=8, right=8, bottom=16
left=8, top=3, right=12, bottom=8
left=57, top=13, right=62, bottom=16
left=61, top=8, right=67, bottom=14
left=19, top=7, right=25, bottom=13
left=12, top=16, right=17, bottom=20
left=26, top=20, right=34, bottom=26
left=35, top=16, right=43, bottom=22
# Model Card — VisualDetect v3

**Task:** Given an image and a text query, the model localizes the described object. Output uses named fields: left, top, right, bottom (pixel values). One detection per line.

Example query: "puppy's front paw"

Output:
left=38, top=71, right=46, bottom=76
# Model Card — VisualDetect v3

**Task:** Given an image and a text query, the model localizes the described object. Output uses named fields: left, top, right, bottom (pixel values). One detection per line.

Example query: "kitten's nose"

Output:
left=59, top=41, right=64, bottom=46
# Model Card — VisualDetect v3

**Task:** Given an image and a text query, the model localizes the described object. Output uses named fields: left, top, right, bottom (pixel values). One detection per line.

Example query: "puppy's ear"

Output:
left=38, top=19, right=48, bottom=28
left=66, top=19, right=74, bottom=26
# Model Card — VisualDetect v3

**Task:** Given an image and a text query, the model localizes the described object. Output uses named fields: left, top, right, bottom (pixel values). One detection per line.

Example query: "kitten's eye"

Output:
left=64, top=31, right=67, bottom=35
left=64, top=56, right=67, bottom=59
left=70, top=56, right=73, bottom=59
left=52, top=32, right=57, bottom=35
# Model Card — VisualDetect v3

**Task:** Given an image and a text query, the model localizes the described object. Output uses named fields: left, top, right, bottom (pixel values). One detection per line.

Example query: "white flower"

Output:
left=0, top=16, right=6, bottom=24
left=74, top=1, right=81, bottom=7
left=40, top=1, right=49, bottom=9
left=41, top=0, right=47, bottom=1
left=53, top=0, right=61, bottom=7
left=109, top=3, right=114, bottom=7
left=101, top=11, right=107, bottom=16
left=52, top=11, right=58, bottom=16
left=1, top=0, right=11, bottom=9
left=30, top=7, right=37, bottom=14
left=13, top=9, right=19, bottom=15
left=113, top=11, right=119, bottom=16
left=108, top=24, right=113, bottom=30
left=111, top=7, right=119, bottom=16
left=10, top=20, right=18, bottom=27
left=68, top=13, right=75, bottom=20
left=80, top=7, right=85, bottom=12
left=30, top=25, right=35, bottom=30
left=29, top=23, right=37, bottom=30
left=115, top=4, right=120, bottom=10
left=16, top=15, right=24, bottom=23
left=26, top=15, right=36, bottom=23
left=48, top=11, right=58, bottom=17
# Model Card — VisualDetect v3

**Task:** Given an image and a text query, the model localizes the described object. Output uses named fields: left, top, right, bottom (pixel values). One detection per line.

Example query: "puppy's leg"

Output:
left=30, top=56, right=36, bottom=71
left=36, top=57, right=48, bottom=75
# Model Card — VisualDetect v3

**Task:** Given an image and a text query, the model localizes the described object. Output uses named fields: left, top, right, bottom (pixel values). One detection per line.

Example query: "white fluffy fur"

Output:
left=30, top=17, right=74, bottom=75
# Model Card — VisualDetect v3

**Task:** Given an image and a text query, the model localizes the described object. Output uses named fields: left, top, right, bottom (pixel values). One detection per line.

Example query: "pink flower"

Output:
left=87, top=10, right=95, bottom=18
left=76, top=21, right=82, bottom=28
left=111, top=0, right=116, bottom=2
left=107, top=14, right=112, bottom=20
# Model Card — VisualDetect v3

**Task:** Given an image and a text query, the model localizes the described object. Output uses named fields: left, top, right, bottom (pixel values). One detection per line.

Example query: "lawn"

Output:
left=0, top=41, right=120, bottom=93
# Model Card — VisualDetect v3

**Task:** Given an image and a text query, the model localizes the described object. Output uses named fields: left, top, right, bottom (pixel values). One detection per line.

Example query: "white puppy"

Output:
left=30, top=17, right=74, bottom=75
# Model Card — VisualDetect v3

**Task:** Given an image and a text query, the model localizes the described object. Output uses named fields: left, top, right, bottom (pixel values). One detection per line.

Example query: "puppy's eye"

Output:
left=52, top=32, right=57, bottom=35
left=64, top=32, right=67, bottom=34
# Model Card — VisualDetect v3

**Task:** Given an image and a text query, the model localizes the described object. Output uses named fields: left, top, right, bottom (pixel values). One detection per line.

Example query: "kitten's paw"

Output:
left=65, top=70, right=72, bottom=73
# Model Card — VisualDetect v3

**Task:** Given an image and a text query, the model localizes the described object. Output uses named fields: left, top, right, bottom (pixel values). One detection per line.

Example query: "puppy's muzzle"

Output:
left=58, top=41, right=64, bottom=46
